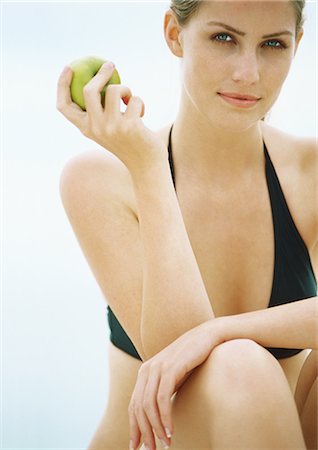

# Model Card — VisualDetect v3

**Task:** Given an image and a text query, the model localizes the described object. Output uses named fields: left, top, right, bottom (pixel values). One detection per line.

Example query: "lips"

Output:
left=219, top=92, right=261, bottom=100
left=217, top=92, right=261, bottom=108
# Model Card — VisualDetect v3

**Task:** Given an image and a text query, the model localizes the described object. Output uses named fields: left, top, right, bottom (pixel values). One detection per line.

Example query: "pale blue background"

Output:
left=1, top=1, right=317, bottom=449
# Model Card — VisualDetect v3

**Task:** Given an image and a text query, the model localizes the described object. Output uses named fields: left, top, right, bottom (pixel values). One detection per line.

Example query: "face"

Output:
left=171, top=0, right=302, bottom=131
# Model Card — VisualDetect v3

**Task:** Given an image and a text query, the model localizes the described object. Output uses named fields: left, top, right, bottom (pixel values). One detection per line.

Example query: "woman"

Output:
left=56, top=1, right=317, bottom=449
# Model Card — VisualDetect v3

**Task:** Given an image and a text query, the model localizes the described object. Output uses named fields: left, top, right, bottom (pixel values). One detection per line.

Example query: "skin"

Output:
left=165, top=0, right=303, bottom=180
left=56, top=0, right=318, bottom=449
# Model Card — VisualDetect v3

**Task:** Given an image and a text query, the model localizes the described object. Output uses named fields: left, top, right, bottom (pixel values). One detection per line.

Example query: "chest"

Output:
left=176, top=172, right=311, bottom=318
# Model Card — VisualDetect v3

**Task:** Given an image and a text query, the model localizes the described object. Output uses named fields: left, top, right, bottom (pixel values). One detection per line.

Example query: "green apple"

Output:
left=69, top=56, right=121, bottom=110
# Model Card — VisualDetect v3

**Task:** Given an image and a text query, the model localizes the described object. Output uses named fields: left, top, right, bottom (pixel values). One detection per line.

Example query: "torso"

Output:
left=168, top=123, right=316, bottom=318
left=110, top=121, right=317, bottom=393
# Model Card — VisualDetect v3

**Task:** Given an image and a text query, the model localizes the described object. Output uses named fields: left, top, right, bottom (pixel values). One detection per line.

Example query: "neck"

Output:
left=171, top=99, right=265, bottom=186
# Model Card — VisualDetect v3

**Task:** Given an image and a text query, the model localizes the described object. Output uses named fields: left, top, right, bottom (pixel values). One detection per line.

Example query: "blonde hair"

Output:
left=170, top=0, right=305, bottom=35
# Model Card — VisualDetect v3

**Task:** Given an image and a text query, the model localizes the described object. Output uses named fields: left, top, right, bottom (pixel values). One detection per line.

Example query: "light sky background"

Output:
left=1, top=1, right=317, bottom=449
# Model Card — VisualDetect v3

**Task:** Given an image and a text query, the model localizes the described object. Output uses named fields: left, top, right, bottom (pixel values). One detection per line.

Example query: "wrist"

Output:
left=206, top=316, right=233, bottom=348
left=129, top=157, right=172, bottom=190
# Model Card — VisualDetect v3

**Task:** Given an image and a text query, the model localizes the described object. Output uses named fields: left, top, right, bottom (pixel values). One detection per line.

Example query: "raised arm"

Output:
left=57, top=63, right=214, bottom=361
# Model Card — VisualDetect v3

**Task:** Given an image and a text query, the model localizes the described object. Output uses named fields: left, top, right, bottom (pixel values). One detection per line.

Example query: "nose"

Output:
left=231, top=50, right=260, bottom=85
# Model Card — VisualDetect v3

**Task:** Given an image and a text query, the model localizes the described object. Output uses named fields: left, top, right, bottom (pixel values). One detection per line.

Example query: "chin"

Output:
left=186, top=90, right=266, bottom=132
left=209, top=92, right=272, bottom=132
left=207, top=111, right=262, bottom=133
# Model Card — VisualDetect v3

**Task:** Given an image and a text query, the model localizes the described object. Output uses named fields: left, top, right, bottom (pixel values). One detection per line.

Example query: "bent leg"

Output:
left=87, top=342, right=142, bottom=450
left=169, top=339, right=306, bottom=449
left=295, top=350, right=318, bottom=450
left=300, top=378, right=317, bottom=450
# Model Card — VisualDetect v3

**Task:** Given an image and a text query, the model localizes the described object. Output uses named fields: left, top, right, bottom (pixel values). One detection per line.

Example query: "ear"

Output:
left=294, top=28, right=303, bottom=55
left=163, top=9, right=184, bottom=58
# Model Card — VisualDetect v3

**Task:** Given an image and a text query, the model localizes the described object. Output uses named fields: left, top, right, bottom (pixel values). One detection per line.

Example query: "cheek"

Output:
left=262, top=57, right=293, bottom=96
left=256, top=57, right=293, bottom=117
left=183, top=49, right=222, bottom=96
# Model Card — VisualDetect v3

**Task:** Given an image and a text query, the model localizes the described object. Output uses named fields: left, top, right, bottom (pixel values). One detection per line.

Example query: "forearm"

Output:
left=214, top=297, right=318, bottom=350
left=131, top=160, right=214, bottom=359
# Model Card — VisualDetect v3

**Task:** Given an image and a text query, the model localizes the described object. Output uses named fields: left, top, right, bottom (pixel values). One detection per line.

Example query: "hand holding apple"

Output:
left=57, top=57, right=168, bottom=177
left=69, top=56, right=121, bottom=110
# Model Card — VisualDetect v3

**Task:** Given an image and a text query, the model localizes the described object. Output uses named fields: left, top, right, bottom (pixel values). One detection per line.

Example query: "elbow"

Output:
left=141, top=332, right=169, bottom=360
left=140, top=322, right=200, bottom=360
left=140, top=311, right=215, bottom=359
left=137, top=346, right=148, bottom=362
left=141, top=324, right=179, bottom=360
left=140, top=310, right=171, bottom=359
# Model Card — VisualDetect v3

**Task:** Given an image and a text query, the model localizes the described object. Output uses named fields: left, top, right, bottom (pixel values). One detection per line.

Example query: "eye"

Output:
left=212, top=33, right=234, bottom=43
left=263, top=39, right=287, bottom=50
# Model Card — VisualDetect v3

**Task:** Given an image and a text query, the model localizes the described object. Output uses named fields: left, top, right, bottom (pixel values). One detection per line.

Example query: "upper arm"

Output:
left=59, top=149, right=146, bottom=359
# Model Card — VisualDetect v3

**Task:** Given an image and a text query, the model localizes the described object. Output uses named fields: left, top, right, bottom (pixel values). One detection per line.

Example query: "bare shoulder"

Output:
left=260, top=122, right=317, bottom=197
left=261, top=121, right=317, bottom=165
left=261, top=122, right=318, bottom=256
left=59, top=146, right=137, bottom=215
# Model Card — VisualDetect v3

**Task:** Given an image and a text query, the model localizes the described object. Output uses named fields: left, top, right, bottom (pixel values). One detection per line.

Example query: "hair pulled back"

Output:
left=170, top=0, right=305, bottom=36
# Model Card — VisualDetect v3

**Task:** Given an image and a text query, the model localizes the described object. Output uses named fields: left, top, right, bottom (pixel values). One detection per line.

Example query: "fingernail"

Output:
left=62, top=66, right=71, bottom=75
left=102, top=61, right=114, bottom=69
left=165, top=427, right=172, bottom=438
left=129, top=439, right=134, bottom=450
left=140, top=444, right=150, bottom=450
left=160, top=438, right=170, bottom=449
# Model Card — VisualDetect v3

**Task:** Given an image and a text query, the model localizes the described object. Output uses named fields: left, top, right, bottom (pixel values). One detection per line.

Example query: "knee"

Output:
left=196, top=339, right=283, bottom=396
left=173, top=339, right=291, bottom=423
left=211, top=338, right=279, bottom=370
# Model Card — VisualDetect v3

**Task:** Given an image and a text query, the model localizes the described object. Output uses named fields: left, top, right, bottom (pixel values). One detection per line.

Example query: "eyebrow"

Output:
left=206, top=21, right=294, bottom=38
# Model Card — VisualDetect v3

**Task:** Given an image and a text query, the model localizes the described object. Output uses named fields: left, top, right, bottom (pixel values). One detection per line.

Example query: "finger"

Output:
left=83, top=61, right=115, bottom=115
left=143, top=371, right=170, bottom=448
left=129, top=367, right=156, bottom=450
left=128, top=370, right=148, bottom=450
left=131, top=396, right=156, bottom=450
left=56, top=66, right=85, bottom=126
left=157, top=373, right=176, bottom=440
left=124, top=95, right=145, bottom=119
left=128, top=409, right=141, bottom=450
left=136, top=409, right=156, bottom=450
left=104, top=84, right=132, bottom=120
